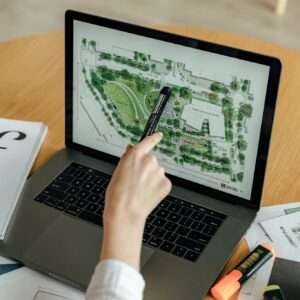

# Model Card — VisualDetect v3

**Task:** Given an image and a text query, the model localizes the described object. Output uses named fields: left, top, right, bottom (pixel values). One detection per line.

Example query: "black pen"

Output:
left=139, top=86, right=172, bottom=142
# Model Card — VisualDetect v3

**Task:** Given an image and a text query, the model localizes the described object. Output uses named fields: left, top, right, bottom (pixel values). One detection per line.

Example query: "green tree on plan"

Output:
left=120, top=69, right=130, bottom=79
left=139, top=53, right=147, bottom=61
left=209, top=93, right=220, bottom=104
left=241, top=79, right=249, bottom=92
left=210, top=82, right=229, bottom=94
left=237, top=172, right=244, bottom=182
left=101, top=69, right=115, bottom=81
left=222, top=96, right=233, bottom=107
left=172, top=86, right=179, bottom=94
left=226, top=130, right=233, bottom=142
left=166, top=119, right=173, bottom=125
left=164, top=59, right=172, bottom=71
left=237, top=138, right=247, bottom=151
left=89, top=40, right=96, bottom=50
left=179, top=87, right=192, bottom=99
left=239, top=104, right=253, bottom=118
left=230, top=79, right=240, bottom=91
left=173, top=119, right=180, bottom=128
left=100, top=52, right=112, bottom=60
left=238, top=152, right=245, bottom=164
left=91, top=71, right=104, bottom=93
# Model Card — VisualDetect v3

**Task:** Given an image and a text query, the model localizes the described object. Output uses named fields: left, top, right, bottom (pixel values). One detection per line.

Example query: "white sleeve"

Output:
left=85, top=259, right=145, bottom=300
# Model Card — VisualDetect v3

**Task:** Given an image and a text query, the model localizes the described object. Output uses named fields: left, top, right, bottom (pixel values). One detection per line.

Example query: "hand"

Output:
left=101, top=132, right=172, bottom=270
left=105, top=131, right=172, bottom=224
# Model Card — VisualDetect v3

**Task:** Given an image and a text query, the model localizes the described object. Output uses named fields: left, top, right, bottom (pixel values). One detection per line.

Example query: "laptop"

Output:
left=0, top=10, right=281, bottom=300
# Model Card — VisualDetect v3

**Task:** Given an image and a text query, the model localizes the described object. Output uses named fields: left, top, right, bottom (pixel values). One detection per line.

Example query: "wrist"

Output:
left=103, top=206, right=147, bottom=230
left=101, top=210, right=146, bottom=271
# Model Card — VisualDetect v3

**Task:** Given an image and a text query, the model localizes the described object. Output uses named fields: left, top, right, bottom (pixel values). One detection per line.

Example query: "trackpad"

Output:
left=141, top=245, right=155, bottom=268
left=22, top=215, right=104, bottom=287
left=22, top=215, right=155, bottom=287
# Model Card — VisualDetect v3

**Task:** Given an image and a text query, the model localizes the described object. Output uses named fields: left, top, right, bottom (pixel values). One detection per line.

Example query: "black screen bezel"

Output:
left=65, top=10, right=281, bottom=210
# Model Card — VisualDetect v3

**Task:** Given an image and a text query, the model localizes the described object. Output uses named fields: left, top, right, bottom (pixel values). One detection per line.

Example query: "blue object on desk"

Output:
left=0, top=263, right=23, bottom=275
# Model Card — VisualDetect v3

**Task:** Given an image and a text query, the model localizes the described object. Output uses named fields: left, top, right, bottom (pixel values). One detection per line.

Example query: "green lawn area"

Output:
left=104, top=82, right=136, bottom=126
left=116, top=78, right=148, bottom=127
left=145, top=90, right=160, bottom=112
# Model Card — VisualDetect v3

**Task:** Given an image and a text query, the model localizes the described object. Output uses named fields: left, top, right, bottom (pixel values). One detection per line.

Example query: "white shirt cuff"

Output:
left=86, top=259, right=145, bottom=300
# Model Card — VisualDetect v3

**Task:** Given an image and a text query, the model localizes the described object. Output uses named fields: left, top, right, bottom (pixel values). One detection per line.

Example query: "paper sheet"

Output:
left=261, top=211, right=300, bottom=249
left=0, top=266, right=85, bottom=300
left=0, top=255, right=15, bottom=265
left=245, top=202, right=300, bottom=259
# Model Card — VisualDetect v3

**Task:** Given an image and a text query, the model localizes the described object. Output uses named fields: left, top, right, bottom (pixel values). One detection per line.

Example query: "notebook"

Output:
left=0, top=118, right=47, bottom=239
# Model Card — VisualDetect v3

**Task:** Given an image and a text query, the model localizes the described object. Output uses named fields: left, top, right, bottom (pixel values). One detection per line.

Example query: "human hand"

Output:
left=101, top=132, right=172, bottom=270
left=104, top=131, right=172, bottom=225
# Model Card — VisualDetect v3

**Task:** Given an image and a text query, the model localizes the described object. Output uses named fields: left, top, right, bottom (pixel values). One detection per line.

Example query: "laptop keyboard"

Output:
left=34, top=162, right=227, bottom=262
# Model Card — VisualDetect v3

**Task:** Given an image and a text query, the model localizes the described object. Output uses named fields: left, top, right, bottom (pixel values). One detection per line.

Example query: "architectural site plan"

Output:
left=73, top=21, right=270, bottom=199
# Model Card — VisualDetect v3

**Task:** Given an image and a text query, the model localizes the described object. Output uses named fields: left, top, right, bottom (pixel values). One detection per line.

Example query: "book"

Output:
left=0, top=118, right=47, bottom=239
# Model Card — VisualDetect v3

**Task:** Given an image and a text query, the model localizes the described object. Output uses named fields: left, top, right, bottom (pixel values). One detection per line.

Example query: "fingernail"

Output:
left=157, top=132, right=163, bottom=138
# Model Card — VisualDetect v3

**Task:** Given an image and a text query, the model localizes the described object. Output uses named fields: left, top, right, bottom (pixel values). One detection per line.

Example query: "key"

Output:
left=176, top=236, right=205, bottom=253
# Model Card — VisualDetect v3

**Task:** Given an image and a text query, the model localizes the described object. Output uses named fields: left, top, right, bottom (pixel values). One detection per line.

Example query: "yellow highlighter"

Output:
left=263, top=285, right=286, bottom=300
left=210, top=243, right=274, bottom=300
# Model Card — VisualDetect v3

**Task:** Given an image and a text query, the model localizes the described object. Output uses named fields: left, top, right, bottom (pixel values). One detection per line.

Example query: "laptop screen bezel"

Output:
left=65, top=10, right=281, bottom=210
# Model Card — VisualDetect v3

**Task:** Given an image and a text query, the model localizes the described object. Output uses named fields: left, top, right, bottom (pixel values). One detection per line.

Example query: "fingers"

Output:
left=145, top=174, right=172, bottom=213
left=163, top=177, right=172, bottom=194
left=135, top=132, right=163, bottom=154
left=125, top=144, right=133, bottom=152
left=157, top=168, right=172, bottom=196
left=120, top=144, right=133, bottom=159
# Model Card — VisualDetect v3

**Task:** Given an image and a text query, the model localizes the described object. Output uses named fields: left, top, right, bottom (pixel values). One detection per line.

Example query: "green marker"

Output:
left=263, top=285, right=286, bottom=300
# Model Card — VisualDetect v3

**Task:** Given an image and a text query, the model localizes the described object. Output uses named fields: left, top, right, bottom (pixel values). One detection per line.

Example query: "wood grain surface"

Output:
left=0, top=27, right=299, bottom=299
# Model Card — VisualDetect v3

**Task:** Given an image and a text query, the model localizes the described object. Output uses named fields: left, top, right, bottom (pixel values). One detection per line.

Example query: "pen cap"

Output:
left=210, top=270, right=242, bottom=300
left=260, top=243, right=275, bottom=256
left=160, top=86, right=172, bottom=98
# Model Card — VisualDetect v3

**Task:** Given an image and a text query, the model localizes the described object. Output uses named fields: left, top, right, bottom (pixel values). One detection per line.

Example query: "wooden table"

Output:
left=1, top=27, right=300, bottom=299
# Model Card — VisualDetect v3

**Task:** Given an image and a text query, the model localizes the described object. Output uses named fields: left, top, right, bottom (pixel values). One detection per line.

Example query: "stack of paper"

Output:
left=0, top=118, right=47, bottom=239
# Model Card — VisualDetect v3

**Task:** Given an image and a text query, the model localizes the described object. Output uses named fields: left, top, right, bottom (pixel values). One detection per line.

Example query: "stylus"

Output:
left=139, top=86, right=172, bottom=142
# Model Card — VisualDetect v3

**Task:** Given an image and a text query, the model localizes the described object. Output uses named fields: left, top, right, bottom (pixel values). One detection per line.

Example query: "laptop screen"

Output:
left=72, top=20, right=270, bottom=201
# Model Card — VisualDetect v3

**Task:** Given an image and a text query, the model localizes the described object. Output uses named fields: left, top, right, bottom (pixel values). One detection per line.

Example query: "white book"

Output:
left=0, top=118, right=48, bottom=239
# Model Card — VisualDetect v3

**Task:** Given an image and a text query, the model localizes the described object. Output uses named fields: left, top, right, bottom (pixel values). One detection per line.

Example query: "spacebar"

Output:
left=78, top=210, right=103, bottom=227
